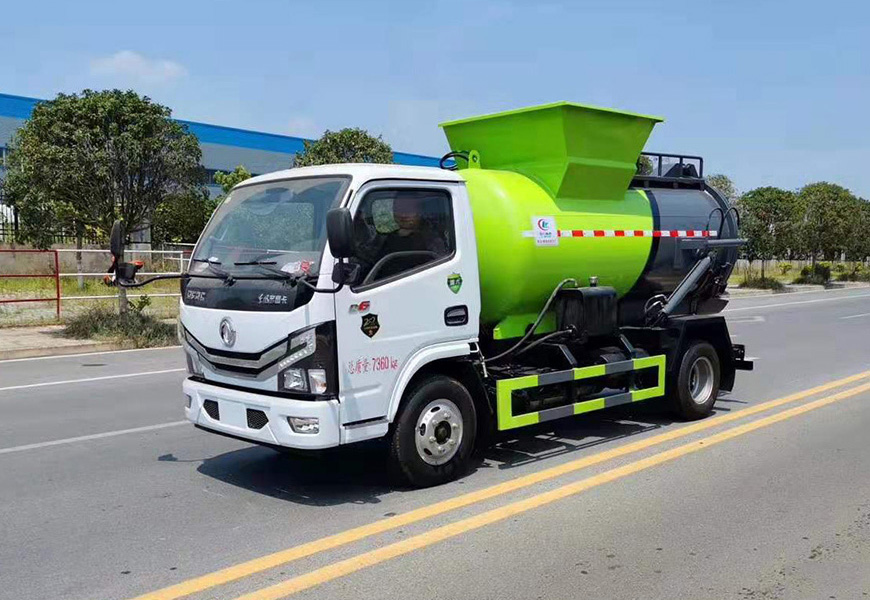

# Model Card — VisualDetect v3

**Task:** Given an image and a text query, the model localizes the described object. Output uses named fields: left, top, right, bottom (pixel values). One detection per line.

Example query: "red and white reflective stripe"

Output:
left=522, top=229, right=716, bottom=238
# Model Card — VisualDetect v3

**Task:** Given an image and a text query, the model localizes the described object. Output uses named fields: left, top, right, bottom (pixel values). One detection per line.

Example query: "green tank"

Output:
left=440, top=102, right=736, bottom=339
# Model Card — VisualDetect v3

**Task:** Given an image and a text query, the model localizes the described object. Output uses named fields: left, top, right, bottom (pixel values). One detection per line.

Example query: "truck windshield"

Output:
left=192, top=176, right=350, bottom=276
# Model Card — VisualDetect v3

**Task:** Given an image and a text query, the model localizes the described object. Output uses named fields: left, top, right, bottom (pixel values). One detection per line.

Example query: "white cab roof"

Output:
left=241, top=163, right=464, bottom=188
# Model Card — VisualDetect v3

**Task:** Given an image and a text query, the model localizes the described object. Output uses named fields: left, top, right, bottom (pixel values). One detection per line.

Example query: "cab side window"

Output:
left=351, top=188, right=454, bottom=286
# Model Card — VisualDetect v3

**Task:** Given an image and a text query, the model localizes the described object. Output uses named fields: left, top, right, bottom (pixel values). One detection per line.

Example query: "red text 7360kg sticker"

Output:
left=347, top=356, right=399, bottom=375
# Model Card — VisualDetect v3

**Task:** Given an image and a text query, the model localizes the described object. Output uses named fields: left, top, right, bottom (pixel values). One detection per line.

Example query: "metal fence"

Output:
left=0, top=222, right=104, bottom=245
left=0, top=249, right=61, bottom=318
left=0, top=248, right=190, bottom=318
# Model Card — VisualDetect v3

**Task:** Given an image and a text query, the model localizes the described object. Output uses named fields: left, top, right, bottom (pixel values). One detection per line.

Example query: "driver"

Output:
left=359, top=193, right=448, bottom=281
left=379, top=193, right=447, bottom=257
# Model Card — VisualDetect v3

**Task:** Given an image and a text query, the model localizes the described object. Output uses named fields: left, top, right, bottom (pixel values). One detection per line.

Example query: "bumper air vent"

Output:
left=203, top=399, right=220, bottom=421
left=246, top=409, right=269, bottom=430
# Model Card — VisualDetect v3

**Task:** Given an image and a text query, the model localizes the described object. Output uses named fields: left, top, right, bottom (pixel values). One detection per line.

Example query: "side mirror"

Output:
left=110, top=220, right=125, bottom=261
left=326, top=208, right=354, bottom=259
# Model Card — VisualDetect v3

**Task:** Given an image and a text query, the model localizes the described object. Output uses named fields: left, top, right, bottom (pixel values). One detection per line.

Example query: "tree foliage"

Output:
left=4, top=89, right=204, bottom=248
left=797, top=182, right=856, bottom=262
left=737, top=187, right=800, bottom=277
left=151, top=187, right=217, bottom=244
left=845, top=199, right=870, bottom=262
left=214, top=165, right=252, bottom=196
left=706, top=173, right=738, bottom=203
left=636, top=155, right=653, bottom=175
left=294, top=128, right=393, bottom=167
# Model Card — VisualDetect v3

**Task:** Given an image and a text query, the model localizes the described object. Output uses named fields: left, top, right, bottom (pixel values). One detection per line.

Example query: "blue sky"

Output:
left=2, top=0, right=868, bottom=196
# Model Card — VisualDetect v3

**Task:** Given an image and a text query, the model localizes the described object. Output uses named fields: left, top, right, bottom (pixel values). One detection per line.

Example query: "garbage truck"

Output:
left=108, top=102, right=753, bottom=487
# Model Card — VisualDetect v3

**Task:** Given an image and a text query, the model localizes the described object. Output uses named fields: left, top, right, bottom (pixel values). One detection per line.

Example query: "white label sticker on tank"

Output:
left=532, top=216, right=559, bottom=246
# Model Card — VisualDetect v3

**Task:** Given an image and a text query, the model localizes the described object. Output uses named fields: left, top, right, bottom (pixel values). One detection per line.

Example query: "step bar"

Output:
left=495, top=355, right=666, bottom=431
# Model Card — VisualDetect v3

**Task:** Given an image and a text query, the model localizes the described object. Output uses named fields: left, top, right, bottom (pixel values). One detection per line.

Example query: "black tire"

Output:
left=669, top=341, right=720, bottom=420
left=389, top=375, right=477, bottom=488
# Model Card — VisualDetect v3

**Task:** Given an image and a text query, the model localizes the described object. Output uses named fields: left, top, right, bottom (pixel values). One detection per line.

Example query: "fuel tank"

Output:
left=440, top=102, right=738, bottom=336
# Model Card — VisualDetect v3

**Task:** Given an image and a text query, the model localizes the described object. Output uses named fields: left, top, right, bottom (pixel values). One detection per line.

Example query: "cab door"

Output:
left=333, top=180, right=479, bottom=429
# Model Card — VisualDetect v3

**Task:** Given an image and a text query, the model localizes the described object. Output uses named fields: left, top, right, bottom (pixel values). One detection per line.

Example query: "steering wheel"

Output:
left=360, top=251, right=438, bottom=286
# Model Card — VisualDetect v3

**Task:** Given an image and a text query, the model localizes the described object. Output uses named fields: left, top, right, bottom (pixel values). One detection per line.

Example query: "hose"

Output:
left=439, top=151, right=469, bottom=171
left=483, top=278, right=578, bottom=364
left=514, top=328, right=573, bottom=357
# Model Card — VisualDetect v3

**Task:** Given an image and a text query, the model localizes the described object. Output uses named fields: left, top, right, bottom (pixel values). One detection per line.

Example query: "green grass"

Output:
left=738, top=275, right=786, bottom=291
left=0, top=276, right=180, bottom=298
left=63, top=306, right=177, bottom=347
left=0, top=276, right=181, bottom=326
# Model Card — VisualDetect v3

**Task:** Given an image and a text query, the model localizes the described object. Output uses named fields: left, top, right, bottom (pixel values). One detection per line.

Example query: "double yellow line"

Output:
left=133, top=371, right=870, bottom=600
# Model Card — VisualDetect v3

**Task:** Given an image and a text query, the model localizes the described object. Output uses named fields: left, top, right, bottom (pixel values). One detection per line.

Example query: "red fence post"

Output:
left=54, top=249, right=61, bottom=319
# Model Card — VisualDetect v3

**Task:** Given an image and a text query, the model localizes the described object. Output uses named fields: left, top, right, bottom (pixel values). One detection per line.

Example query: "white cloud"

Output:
left=90, top=51, right=187, bottom=86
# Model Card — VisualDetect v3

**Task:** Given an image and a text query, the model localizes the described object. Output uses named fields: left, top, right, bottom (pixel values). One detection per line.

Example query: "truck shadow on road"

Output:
left=194, top=399, right=742, bottom=507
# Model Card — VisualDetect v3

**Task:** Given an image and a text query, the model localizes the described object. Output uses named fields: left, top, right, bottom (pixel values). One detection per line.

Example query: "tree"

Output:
left=214, top=165, right=252, bottom=197
left=152, top=165, right=252, bottom=246
left=4, top=89, right=203, bottom=311
left=706, top=174, right=739, bottom=203
left=738, top=187, right=800, bottom=278
left=151, top=188, right=216, bottom=245
left=636, top=155, right=653, bottom=175
left=797, top=182, right=856, bottom=264
left=843, top=197, right=870, bottom=265
left=294, top=128, right=393, bottom=166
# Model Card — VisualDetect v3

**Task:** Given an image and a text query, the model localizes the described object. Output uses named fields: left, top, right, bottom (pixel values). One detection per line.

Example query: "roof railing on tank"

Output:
left=633, top=152, right=706, bottom=190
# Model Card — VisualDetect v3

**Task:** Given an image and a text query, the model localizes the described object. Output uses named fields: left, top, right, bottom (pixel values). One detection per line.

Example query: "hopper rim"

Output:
left=438, top=101, right=664, bottom=128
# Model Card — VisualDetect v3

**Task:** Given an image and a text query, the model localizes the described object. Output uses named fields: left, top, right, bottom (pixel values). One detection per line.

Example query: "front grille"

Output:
left=183, top=329, right=288, bottom=375
left=246, top=409, right=268, bottom=429
left=203, top=399, right=220, bottom=420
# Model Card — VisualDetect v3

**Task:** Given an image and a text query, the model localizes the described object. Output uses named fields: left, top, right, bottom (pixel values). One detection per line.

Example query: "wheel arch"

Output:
left=668, top=315, right=736, bottom=391
left=387, top=345, right=492, bottom=437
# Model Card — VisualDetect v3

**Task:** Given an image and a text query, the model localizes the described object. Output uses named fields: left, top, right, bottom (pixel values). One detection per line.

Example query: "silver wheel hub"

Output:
left=415, top=398, right=463, bottom=466
left=689, top=356, right=715, bottom=404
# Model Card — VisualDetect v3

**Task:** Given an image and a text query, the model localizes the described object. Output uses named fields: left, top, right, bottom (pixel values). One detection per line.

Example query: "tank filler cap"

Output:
left=589, top=276, right=599, bottom=287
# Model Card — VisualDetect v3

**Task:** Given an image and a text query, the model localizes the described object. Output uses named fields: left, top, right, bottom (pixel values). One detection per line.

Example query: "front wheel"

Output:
left=389, top=375, right=477, bottom=487
left=669, top=341, right=720, bottom=420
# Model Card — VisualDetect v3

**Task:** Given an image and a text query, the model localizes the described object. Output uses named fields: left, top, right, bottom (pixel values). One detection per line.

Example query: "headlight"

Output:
left=277, top=322, right=337, bottom=396
left=276, top=328, right=316, bottom=370
left=280, top=368, right=307, bottom=392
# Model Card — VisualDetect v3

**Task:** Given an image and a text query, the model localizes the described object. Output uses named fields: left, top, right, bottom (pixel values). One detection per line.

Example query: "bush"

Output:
left=836, top=264, right=870, bottom=282
left=778, top=263, right=792, bottom=276
left=63, top=302, right=176, bottom=347
left=739, top=275, right=785, bottom=291
left=793, top=263, right=831, bottom=285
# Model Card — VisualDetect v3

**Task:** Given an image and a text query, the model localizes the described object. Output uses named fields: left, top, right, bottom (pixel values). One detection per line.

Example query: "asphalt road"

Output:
left=1, top=287, right=869, bottom=600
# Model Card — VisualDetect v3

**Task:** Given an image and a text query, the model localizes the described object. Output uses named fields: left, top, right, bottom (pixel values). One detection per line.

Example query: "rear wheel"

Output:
left=669, top=341, right=720, bottom=420
left=389, top=375, right=477, bottom=487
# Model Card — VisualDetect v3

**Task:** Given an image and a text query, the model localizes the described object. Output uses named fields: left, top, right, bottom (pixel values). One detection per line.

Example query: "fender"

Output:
left=386, top=339, right=476, bottom=422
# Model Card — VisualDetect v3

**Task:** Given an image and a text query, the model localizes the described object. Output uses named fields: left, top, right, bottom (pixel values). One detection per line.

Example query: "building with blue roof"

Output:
left=0, top=91, right=441, bottom=210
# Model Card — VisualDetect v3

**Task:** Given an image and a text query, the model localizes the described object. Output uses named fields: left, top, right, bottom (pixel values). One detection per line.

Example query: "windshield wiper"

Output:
left=191, top=258, right=234, bottom=283
left=243, top=261, right=298, bottom=281
left=233, top=259, right=278, bottom=266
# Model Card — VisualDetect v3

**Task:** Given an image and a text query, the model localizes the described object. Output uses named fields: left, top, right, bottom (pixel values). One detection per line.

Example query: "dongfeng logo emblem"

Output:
left=219, top=317, right=236, bottom=347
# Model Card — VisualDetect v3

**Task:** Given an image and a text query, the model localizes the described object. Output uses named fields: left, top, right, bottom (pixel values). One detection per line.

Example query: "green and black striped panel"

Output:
left=496, top=355, right=666, bottom=431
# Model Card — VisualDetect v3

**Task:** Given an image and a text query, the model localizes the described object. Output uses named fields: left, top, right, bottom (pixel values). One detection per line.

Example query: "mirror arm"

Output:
left=298, top=257, right=348, bottom=294
left=111, top=273, right=188, bottom=288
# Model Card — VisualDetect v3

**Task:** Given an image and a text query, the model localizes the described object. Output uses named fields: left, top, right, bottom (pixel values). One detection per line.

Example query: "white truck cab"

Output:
left=178, top=164, right=483, bottom=483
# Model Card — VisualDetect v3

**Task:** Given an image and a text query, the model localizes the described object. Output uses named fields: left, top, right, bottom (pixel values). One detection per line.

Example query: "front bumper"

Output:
left=183, top=378, right=341, bottom=450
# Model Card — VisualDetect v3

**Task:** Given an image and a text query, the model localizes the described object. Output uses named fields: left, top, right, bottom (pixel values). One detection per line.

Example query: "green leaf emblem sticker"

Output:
left=447, top=273, right=463, bottom=294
